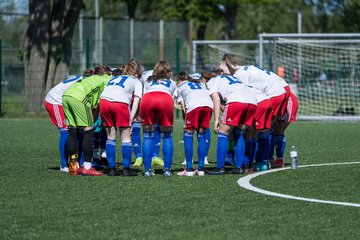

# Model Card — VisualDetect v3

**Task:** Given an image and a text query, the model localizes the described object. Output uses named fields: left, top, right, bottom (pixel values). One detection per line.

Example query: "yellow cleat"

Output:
left=152, top=156, right=164, bottom=167
left=132, top=157, right=143, bottom=167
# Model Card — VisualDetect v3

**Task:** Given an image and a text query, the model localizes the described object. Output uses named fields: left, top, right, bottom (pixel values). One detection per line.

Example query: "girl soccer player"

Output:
left=62, top=65, right=112, bottom=176
left=175, top=71, right=213, bottom=176
left=44, top=74, right=86, bottom=172
left=219, top=54, right=290, bottom=171
left=99, top=59, right=143, bottom=176
left=219, top=54, right=289, bottom=119
left=140, top=61, right=176, bottom=177
left=206, top=71, right=257, bottom=175
left=244, top=88, right=273, bottom=172
left=271, top=91, right=298, bottom=168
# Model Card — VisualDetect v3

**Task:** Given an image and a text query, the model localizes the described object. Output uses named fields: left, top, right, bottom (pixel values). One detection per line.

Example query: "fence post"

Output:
left=86, top=38, right=90, bottom=69
left=0, top=39, right=3, bottom=117
left=175, top=38, right=180, bottom=119
left=176, top=38, right=180, bottom=74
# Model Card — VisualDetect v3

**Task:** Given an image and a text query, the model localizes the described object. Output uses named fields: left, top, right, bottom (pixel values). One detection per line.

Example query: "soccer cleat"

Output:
left=272, top=158, right=285, bottom=168
left=81, top=166, right=104, bottom=176
left=144, top=169, right=155, bottom=177
left=77, top=166, right=84, bottom=175
left=206, top=167, right=226, bottom=175
left=204, top=156, right=209, bottom=165
left=227, top=167, right=244, bottom=174
left=252, top=162, right=262, bottom=171
left=60, top=166, right=69, bottom=173
left=69, top=160, right=79, bottom=176
left=243, top=164, right=253, bottom=174
left=163, top=168, right=172, bottom=177
left=122, top=168, right=138, bottom=177
left=261, top=164, right=269, bottom=171
left=194, top=169, right=205, bottom=176
left=108, top=168, right=117, bottom=176
left=152, top=157, right=164, bottom=167
left=176, top=169, right=194, bottom=176
left=132, top=157, right=143, bottom=167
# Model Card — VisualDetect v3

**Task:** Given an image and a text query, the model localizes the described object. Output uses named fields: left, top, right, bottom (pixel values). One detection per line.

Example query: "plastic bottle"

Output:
left=290, top=146, right=298, bottom=169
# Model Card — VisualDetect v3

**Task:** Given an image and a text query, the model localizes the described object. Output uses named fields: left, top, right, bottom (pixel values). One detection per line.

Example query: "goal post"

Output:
left=259, top=33, right=360, bottom=121
left=192, top=40, right=260, bottom=73
left=192, top=34, right=360, bottom=121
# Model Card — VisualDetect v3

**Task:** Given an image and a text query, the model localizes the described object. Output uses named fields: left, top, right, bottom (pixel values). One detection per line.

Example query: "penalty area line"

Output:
left=237, top=161, right=360, bottom=208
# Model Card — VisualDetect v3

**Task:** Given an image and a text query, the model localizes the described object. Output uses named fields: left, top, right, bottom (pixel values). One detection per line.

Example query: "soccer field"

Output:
left=0, top=119, right=359, bottom=240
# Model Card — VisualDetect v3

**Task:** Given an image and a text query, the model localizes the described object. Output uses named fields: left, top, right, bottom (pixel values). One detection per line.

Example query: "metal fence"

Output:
left=0, top=15, right=191, bottom=116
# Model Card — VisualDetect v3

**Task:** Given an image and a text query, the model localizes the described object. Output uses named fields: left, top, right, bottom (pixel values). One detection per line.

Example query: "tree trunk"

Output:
left=24, top=0, right=84, bottom=112
left=24, top=0, right=50, bottom=112
left=222, top=4, right=238, bottom=40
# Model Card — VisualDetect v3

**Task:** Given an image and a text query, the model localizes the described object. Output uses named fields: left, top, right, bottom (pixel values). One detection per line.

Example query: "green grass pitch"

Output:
left=0, top=119, right=359, bottom=239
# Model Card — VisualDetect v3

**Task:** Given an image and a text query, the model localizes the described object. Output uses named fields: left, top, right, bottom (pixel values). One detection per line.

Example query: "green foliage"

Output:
left=74, top=0, right=360, bottom=41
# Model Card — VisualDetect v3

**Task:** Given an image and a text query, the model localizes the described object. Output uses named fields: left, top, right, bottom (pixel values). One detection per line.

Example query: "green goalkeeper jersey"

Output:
left=63, top=74, right=111, bottom=108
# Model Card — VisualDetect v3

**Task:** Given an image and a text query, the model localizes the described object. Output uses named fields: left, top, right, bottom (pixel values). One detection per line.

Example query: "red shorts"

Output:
left=44, top=101, right=67, bottom=128
left=99, top=99, right=130, bottom=127
left=184, top=107, right=212, bottom=130
left=254, top=99, right=272, bottom=130
left=270, top=92, right=287, bottom=117
left=279, top=92, right=298, bottom=123
left=140, top=92, right=174, bottom=126
left=221, top=102, right=257, bottom=127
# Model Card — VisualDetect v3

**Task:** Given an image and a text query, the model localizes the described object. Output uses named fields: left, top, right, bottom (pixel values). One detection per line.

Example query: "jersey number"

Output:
left=107, top=76, right=128, bottom=88
left=188, top=82, right=201, bottom=89
left=151, top=80, right=171, bottom=88
left=221, top=75, right=242, bottom=85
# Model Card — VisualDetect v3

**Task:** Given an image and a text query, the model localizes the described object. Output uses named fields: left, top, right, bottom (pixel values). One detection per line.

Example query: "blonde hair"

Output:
left=221, top=54, right=240, bottom=74
left=123, top=58, right=142, bottom=79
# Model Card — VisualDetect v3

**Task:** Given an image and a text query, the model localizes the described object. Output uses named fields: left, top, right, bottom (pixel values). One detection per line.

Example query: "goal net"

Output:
left=193, top=35, right=360, bottom=121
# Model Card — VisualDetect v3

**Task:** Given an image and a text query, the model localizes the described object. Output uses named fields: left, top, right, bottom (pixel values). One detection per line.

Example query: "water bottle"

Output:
left=290, top=146, right=298, bottom=169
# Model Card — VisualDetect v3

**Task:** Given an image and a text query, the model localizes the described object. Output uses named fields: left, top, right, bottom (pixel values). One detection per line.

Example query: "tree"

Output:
left=24, top=0, right=84, bottom=112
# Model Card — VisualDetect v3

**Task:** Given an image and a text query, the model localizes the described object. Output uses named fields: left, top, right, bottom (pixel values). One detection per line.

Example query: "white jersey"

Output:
left=207, top=75, right=257, bottom=105
left=234, top=65, right=287, bottom=97
left=143, top=78, right=176, bottom=96
left=177, top=81, right=213, bottom=113
left=141, top=70, right=153, bottom=85
left=100, top=75, right=142, bottom=104
left=173, top=88, right=182, bottom=105
left=45, top=75, right=83, bottom=105
left=249, top=87, right=270, bottom=103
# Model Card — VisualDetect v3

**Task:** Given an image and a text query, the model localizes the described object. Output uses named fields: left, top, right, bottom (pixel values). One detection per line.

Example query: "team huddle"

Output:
left=44, top=54, right=298, bottom=177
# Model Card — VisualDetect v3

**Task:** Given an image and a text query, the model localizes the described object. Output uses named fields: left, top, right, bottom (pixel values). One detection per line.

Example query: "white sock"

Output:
left=84, top=162, right=92, bottom=170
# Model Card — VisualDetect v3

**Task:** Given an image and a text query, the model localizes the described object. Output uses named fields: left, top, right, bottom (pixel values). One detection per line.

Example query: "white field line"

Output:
left=237, top=161, right=360, bottom=208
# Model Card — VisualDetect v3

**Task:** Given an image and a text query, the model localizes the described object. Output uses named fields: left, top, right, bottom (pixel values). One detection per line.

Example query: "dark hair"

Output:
left=111, top=68, right=123, bottom=76
left=83, top=69, right=94, bottom=77
left=148, top=61, right=173, bottom=82
left=175, top=71, right=201, bottom=83
left=94, top=65, right=111, bottom=76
